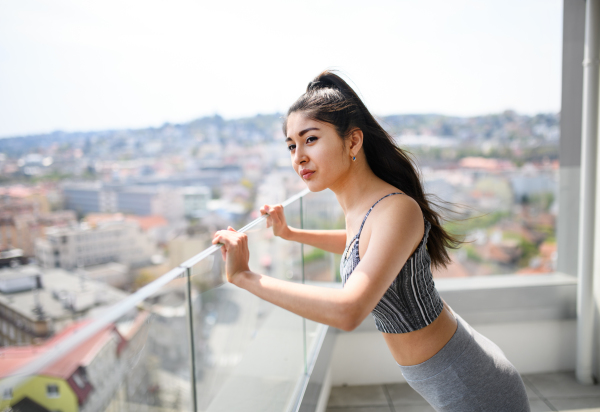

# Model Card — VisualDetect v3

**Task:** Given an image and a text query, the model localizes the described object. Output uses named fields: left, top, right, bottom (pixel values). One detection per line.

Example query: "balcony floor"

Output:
left=326, top=372, right=600, bottom=412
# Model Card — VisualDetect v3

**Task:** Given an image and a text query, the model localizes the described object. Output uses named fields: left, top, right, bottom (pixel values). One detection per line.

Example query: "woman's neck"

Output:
left=330, top=161, right=393, bottom=218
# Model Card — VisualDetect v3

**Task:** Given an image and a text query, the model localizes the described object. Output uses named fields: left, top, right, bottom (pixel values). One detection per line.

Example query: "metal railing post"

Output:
left=300, top=196, right=307, bottom=375
left=185, top=266, right=199, bottom=411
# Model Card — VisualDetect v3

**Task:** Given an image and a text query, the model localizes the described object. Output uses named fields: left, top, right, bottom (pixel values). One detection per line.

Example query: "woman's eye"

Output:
left=287, top=144, right=296, bottom=151
left=306, top=136, right=318, bottom=144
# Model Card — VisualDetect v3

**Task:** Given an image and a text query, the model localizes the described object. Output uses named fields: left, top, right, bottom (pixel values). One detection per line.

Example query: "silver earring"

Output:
left=352, top=156, right=356, bottom=161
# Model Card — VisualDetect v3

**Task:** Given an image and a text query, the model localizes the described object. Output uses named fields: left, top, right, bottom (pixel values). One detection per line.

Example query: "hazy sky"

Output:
left=0, top=0, right=562, bottom=138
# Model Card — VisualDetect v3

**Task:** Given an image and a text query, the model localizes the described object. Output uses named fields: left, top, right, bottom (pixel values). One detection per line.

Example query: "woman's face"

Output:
left=285, top=111, right=352, bottom=192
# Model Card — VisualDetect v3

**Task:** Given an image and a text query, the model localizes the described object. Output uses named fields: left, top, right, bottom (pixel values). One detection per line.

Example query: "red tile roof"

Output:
left=126, top=215, right=168, bottom=231
left=0, top=320, right=117, bottom=380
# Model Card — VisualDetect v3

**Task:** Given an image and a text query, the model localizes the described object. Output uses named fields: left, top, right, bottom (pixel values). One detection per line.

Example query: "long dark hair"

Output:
left=284, top=70, right=463, bottom=269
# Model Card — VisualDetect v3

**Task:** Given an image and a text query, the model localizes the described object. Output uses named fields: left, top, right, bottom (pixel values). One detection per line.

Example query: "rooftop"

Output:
left=0, top=320, right=114, bottom=379
left=84, top=213, right=168, bottom=231
left=0, top=266, right=127, bottom=322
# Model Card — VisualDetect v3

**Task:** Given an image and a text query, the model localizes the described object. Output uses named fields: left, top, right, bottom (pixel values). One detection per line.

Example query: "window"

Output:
left=72, top=373, right=85, bottom=388
left=46, top=384, right=59, bottom=398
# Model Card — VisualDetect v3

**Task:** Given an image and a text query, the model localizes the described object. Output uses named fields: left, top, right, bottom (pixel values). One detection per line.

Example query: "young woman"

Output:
left=212, top=71, right=530, bottom=411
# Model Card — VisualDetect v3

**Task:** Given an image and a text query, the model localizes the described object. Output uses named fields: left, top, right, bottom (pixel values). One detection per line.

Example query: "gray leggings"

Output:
left=399, top=314, right=530, bottom=412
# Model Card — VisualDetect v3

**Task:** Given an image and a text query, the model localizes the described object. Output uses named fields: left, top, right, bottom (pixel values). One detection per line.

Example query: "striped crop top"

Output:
left=340, top=193, right=444, bottom=333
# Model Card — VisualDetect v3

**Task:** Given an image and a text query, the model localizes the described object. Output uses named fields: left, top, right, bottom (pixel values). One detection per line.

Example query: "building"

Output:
left=60, top=182, right=107, bottom=216
left=0, top=265, right=128, bottom=346
left=0, top=323, right=105, bottom=412
left=79, top=262, right=129, bottom=289
left=84, top=213, right=170, bottom=245
left=5, top=211, right=77, bottom=257
left=0, top=312, right=150, bottom=412
left=62, top=182, right=186, bottom=224
left=0, top=191, right=76, bottom=257
left=35, top=220, right=157, bottom=270
left=0, top=186, right=51, bottom=215
left=182, top=186, right=211, bottom=218
left=0, top=249, right=28, bottom=268
left=109, top=311, right=154, bottom=409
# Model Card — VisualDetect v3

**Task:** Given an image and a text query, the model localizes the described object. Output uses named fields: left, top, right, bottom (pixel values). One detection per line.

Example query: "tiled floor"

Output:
left=326, top=372, right=600, bottom=412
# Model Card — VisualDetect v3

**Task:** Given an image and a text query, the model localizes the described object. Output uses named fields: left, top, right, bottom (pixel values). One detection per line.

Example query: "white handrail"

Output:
left=181, top=188, right=310, bottom=269
left=0, top=187, right=311, bottom=393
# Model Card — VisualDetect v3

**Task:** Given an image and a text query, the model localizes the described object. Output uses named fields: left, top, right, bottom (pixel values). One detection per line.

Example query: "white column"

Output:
left=577, top=0, right=600, bottom=385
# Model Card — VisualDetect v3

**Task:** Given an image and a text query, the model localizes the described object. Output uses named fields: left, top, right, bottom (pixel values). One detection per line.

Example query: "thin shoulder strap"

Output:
left=357, top=192, right=404, bottom=237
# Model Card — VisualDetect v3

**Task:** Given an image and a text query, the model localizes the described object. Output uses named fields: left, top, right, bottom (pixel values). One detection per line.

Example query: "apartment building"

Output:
left=0, top=186, right=50, bottom=215
left=84, top=213, right=170, bottom=246
left=0, top=265, right=127, bottom=346
left=35, top=220, right=157, bottom=270
left=62, top=182, right=191, bottom=225
left=0, top=193, right=76, bottom=257
left=0, top=312, right=150, bottom=412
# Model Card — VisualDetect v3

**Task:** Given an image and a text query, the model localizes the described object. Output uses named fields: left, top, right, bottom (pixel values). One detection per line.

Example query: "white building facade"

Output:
left=35, top=221, right=157, bottom=270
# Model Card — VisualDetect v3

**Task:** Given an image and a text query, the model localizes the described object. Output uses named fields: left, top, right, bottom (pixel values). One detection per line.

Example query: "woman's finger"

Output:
left=212, top=233, right=225, bottom=261
left=212, top=231, right=230, bottom=248
left=213, top=229, right=246, bottom=247
left=214, top=230, right=234, bottom=260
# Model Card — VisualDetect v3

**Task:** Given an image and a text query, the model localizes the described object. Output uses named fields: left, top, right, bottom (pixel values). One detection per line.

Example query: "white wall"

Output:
left=329, top=274, right=578, bottom=386
left=330, top=319, right=577, bottom=386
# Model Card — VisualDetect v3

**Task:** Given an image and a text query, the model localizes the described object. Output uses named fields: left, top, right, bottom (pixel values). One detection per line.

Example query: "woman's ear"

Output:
left=348, top=128, right=364, bottom=157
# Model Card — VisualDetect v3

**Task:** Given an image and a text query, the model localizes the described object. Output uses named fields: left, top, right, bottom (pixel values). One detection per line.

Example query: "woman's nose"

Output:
left=294, top=148, right=308, bottom=165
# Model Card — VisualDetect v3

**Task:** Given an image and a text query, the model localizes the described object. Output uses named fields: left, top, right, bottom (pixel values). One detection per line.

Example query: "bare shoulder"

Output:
left=371, top=193, right=423, bottom=224
left=363, top=193, right=424, bottom=249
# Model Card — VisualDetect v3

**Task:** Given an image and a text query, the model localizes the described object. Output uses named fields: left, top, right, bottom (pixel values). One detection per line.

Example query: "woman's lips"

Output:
left=301, top=170, right=315, bottom=180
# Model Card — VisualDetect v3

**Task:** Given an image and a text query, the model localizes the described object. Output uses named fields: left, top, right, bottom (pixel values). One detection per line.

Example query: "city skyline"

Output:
left=0, top=0, right=562, bottom=138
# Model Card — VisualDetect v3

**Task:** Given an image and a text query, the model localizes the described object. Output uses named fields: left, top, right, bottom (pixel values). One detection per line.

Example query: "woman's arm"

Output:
left=215, top=195, right=424, bottom=331
left=261, top=203, right=346, bottom=254
left=236, top=271, right=359, bottom=331
left=285, top=228, right=347, bottom=254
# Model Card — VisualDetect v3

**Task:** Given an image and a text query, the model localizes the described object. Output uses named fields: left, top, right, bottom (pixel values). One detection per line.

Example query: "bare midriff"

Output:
left=382, top=302, right=458, bottom=366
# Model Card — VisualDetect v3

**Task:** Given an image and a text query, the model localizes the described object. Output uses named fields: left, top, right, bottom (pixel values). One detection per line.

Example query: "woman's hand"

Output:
left=260, top=204, right=291, bottom=239
left=212, top=227, right=250, bottom=285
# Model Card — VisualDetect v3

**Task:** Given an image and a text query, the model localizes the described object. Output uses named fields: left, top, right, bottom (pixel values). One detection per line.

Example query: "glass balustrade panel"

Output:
left=0, top=275, right=193, bottom=412
left=106, top=279, right=193, bottom=411
left=189, top=209, right=307, bottom=412
left=0, top=190, right=330, bottom=412
left=299, top=190, right=343, bottom=355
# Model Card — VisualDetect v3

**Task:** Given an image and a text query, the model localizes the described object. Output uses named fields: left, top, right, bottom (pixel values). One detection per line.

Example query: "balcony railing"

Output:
left=0, top=185, right=582, bottom=412
left=0, top=188, right=340, bottom=412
